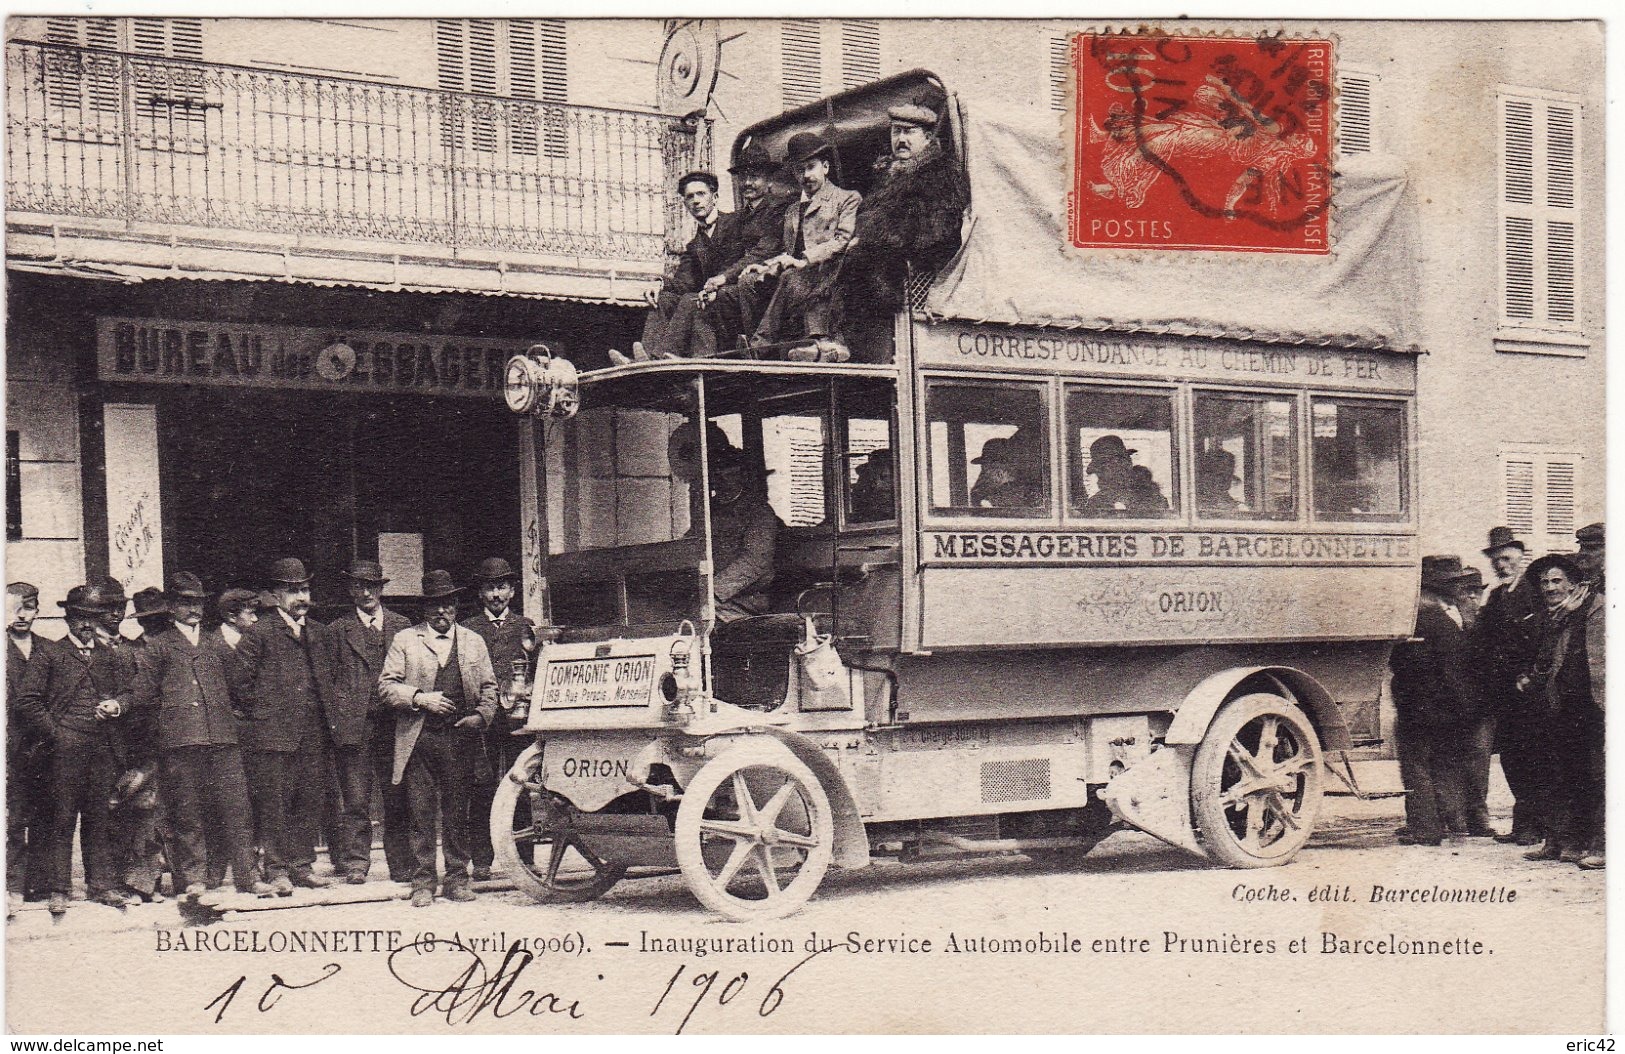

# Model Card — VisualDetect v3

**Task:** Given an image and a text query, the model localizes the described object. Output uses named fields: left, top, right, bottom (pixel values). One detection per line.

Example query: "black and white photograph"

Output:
left=0, top=10, right=1609, bottom=1037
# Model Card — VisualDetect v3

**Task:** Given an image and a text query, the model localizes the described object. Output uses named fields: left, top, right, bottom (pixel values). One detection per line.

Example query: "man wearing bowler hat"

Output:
left=107, top=586, right=173, bottom=903
left=462, top=557, right=537, bottom=881
left=1477, top=525, right=1544, bottom=844
left=326, top=559, right=412, bottom=884
left=835, top=97, right=969, bottom=335
left=228, top=557, right=337, bottom=894
left=111, top=573, right=269, bottom=897
left=1389, top=556, right=1486, bottom=845
left=609, top=170, right=747, bottom=364
left=747, top=131, right=862, bottom=360
left=379, top=571, right=499, bottom=907
left=697, top=143, right=797, bottom=350
left=15, top=584, right=135, bottom=912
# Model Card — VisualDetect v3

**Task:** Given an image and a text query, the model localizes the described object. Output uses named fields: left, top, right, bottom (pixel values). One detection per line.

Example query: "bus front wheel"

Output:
left=675, top=742, right=834, bottom=921
left=1190, top=693, right=1324, bottom=868
left=492, top=745, right=627, bottom=903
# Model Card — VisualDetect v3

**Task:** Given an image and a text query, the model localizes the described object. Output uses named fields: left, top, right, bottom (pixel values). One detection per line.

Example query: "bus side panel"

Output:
left=893, top=641, right=1392, bottom=728
left=918, top=564, right=1417, bottom=650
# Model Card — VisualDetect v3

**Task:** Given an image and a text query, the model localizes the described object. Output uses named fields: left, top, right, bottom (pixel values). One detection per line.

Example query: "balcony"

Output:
left=4, top=40, right=705, bottom=300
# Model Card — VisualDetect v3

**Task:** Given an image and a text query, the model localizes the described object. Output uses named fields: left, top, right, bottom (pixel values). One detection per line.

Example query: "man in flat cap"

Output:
left=835, top=98, right=969, bottom=340
left=1477, top=526, right=1544, bottom=845
left=1388, top=556, right=1486, bottom=846
left=325, top=559, right=411, bottom=884
left=6, top=582, right=48, bottom=913
left=111, top=573, right=269, bottom=897
left=461, top=557, right=536, bottom=881
left=379, top=571, right=499, bottom=907
left=201, top=587, right=260, bottom=887
left=16, top=584, right=135, bottom=912
left=747, top=132, right=862, bottom=360
left=610, top=170, right=747, bottom=364
left=229, top=558, right=337, bottom=894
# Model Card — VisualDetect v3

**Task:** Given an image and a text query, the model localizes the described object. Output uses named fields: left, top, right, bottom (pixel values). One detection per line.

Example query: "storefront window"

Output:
left=1193, top=392, right=1298, bottom=520
left=925, top=380, right=1050, bottom=517
left=1311, top=398, right=1408, bottom=520
left=1065, top=386, right=1177, bottom=518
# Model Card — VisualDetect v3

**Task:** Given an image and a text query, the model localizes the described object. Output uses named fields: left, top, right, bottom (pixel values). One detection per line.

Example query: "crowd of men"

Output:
left=608, top=96, right=969, bottom=366
left=1390, top=523, right=1605, bottom=870
left=5, top=557, right=535, bottom=915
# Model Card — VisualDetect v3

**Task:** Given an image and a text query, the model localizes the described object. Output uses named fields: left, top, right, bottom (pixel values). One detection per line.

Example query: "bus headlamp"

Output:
left=504, top=344, right=580, bottom=418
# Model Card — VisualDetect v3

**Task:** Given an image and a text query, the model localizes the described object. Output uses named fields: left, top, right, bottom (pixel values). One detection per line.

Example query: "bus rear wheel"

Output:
left=493, top=745, right=627, bottom=903
left=675, top=743, right=834, bottom=921
left=1191, top=693, right=1324, bottom=868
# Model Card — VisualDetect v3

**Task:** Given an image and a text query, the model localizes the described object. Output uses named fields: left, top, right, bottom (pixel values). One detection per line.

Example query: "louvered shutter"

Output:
left=1499, top=92, right=1582, bottom=333
left=1503, top=456, right=1536, bottom=538
left=435, top=20, right=467, bottom=150
left=535, top=20, right=568, bottom=158
left=1501, top=449, right=1582, bottom=551
left=1049, top=36, right=1071, bottom=112
left=44, top=17, right=120, bottom=116
left=782, top=20, right=823, bottom=109
left=840, top=20, right=880, bottom=90
left=1544, top=459, right=1577, bottom=545
left=1337, top=73, right=1373, bottom=155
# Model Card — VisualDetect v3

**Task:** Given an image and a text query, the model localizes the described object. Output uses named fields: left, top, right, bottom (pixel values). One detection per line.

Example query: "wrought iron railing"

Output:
left=6, top=40, right=704, bottom=264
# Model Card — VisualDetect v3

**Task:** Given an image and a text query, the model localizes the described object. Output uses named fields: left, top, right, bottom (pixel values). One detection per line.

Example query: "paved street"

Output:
left=5, top=761, right=1606, bottom=1034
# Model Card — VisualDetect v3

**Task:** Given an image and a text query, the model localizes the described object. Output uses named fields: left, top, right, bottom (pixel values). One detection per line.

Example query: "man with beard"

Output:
left=834, top=98, right=969, bottom=338
left=460, top=557, right=535, bottom=882
left=16, top=584, right=133, bottom=913
left=6, top=582, right=47, bottom=914
left=1519, top=553, right=1604, bottom=869
left=379, top=571, right=498, bottom=907
left=229, top=558, right=336, bottom=895
left=747, top=133, right=862, bottom=360
left=111, top=574, right=268, bottom=897
left=326, top=560, right=411, bottom=884
left=1477, top=526, right=1543, bottom=845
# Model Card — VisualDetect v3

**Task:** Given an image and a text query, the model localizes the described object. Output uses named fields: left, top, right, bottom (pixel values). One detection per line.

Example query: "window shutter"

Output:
left=435, top=19, right=467, bottom=92
left=1337, top=73, right=1373, bottom=154
left=1544, top=459, right=1577, bottom=543
left=1498, top=91, right=1581, bottom=334
left=1501, top=448, right=1582, bottom=550
left=45, top=18, right=121, bottom=114
left=1049, top=36, right=1071, bottom=112
left=535, top=20, right=567, bottom=104
left=1503, top=457, right=1536, bottom=538
left=782, top=20, right=823, bottom=109
left=840, top=20, right=880, bottom=90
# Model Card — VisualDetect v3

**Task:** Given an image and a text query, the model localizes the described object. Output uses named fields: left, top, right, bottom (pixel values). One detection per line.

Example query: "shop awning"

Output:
left=925, top=108, right=1423, bottom=352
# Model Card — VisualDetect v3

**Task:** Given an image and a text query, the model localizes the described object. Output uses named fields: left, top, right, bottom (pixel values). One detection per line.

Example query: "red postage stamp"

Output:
left=1069, top=31, right=1333, bottom=253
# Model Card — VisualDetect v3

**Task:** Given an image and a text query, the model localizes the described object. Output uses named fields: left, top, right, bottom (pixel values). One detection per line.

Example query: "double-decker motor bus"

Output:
left=494, top=71, right=1423, bottom=920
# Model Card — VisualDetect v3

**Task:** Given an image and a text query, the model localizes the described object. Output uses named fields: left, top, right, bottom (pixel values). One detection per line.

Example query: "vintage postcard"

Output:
left=1, top=13, right=1608, bottom=1038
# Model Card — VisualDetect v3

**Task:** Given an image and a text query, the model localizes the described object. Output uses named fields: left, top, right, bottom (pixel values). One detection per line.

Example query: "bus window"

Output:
left=762, top=411, right=828, bottom=528
left=925, top=379, right=1050, bottom=517
left=1311, top=398, right=1408, bottom=521
left=841, top=382, right=895, bottom=525
left=1065, top=386, right=1177, bottom=518
left=1193, top=392, right=1298, bottom=521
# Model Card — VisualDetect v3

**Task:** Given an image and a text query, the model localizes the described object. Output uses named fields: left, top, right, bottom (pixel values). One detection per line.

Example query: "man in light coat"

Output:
left=378, top=571, right=498, bottom=907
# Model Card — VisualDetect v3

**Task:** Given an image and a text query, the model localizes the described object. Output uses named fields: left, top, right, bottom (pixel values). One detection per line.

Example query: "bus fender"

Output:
left=759, top=727, right=872, bottom=871
left=1101, top=744, right=1205, bottom=859
left=1163, top=666, right=1352, bottom=752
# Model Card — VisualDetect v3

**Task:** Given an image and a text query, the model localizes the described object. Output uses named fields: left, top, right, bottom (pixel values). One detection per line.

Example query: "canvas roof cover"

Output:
left=924, top=107, right=1422, bottom=352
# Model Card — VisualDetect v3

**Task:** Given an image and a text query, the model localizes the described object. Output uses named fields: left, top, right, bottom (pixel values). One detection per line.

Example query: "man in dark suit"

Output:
left=1477, top=526, right=1544, bottom=845
left=460, top=557, right=536, bottom=881
left=6, top=582, right=48, bottom=914
left=111, top=573, right=269, bottom=897
left=15, top=584, right=133, bottom=914
left=698, top=144, right=796, bottom=351
left=229, top=558, right=336, bottom=895
left=610, top=170, right=748, bottom=364
left=202, top=587, right=261, bottom=888
left=1389, top=556, right=1487, bottom=846
left=326, top=559, right=412, bottom=884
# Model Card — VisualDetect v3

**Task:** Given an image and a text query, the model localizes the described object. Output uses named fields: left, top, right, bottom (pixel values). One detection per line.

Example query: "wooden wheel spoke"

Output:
left=1228, top=737, right=1264, bottom=779
left=1265, top=790, right=1302, bottom=830
left=510, top=825, right=540, bottom=844
left=753, top=845, right=782, bottom=897
left=713, top=839, right=756, bottom=887
left=543, top=840, right=567, bottom=885
left=1270, top=754, right=1314, bottom=784
left=569, top=834, right=608, bottom=871
left=758, top=782, right=798, bottom=827
left=700, top=818, right=758, bottom=842
left=1243, top=798, right=1266, bottom=849
left=1256, top=716, right=1280, bottom=759
left=732, top=772, right=760, bottom=825
left=771, top=829, right=819, bottom=850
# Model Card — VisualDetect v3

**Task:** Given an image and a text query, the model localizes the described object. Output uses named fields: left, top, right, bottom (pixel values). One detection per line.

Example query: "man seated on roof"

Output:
left=708, top=446, right=780, bottom=623
left=835, top=97, right=970, bottom=334
left=609, top=170, right=746, bottom=365
left=744, top=133, right=862, bottom=363
left=690, top=143, right=798, bottom=353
